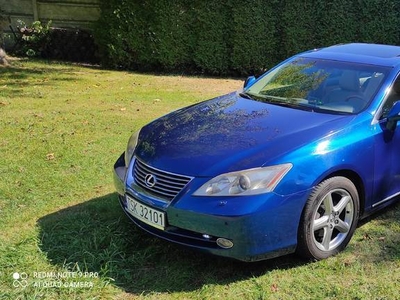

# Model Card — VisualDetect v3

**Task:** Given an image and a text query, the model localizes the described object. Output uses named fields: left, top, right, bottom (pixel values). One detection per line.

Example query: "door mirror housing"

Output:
left=384, top=101, right=400, bottom=131
left=243, top=76, right=256, bottom=89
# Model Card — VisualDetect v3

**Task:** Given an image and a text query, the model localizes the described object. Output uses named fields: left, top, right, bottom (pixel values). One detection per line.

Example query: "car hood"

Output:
left=135, top=92, right=354, bottom=177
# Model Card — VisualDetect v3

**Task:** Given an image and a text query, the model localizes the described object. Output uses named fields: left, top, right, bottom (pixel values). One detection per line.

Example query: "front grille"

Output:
left=133, top=158, right=193, bottom=201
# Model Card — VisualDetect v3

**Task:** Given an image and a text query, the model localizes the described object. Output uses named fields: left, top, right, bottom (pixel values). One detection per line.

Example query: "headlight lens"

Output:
left=124, top=130, right=140, bottom=167
left=193, top=164, right=292, bottom=196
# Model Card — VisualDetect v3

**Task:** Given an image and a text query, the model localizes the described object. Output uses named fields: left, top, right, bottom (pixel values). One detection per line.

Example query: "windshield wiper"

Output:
left=240, top=92, right=314, bottom=111
left=268, top=100, right=300, bottom=109
left=263, top=96, right=314, bottom=111
left=239, top=92, right=256, bottom=100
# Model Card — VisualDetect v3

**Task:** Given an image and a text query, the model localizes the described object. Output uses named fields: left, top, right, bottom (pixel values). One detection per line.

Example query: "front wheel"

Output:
left=297, top=176, right=360, bottom=260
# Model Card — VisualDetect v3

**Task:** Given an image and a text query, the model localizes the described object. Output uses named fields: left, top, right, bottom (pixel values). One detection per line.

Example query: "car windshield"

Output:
left=244, top=57, right=390, bottom=114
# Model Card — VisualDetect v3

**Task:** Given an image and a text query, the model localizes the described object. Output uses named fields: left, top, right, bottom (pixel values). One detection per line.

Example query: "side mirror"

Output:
left=385, top=101, right=400, bottom=131
left=243, top=76, right=256, bottom=89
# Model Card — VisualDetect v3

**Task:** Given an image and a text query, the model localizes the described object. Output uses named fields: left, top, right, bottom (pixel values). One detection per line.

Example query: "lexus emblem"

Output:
left=144, top=174, right=157, bottom=188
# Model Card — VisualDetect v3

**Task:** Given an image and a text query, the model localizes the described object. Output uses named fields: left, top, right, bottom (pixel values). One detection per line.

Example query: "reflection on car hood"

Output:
left=135, top=92, right=354, bottom=176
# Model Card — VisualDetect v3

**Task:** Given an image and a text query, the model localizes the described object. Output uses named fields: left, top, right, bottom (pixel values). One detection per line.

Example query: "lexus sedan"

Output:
left=114, top=43, right=400, bottom=261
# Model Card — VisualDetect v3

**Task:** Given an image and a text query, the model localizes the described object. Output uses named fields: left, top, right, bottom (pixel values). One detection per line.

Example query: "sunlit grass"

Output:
left=0, top=59, right=399, bottom=299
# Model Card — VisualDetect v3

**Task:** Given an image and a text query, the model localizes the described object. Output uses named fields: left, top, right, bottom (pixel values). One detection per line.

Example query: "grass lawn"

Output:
left=0, top=59, right=399, bottom=300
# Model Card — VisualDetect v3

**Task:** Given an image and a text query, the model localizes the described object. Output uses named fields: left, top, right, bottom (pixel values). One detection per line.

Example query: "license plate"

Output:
left=126, top=195, right=166, bottom=230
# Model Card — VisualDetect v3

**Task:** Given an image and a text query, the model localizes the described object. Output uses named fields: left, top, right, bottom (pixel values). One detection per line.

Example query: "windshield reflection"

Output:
left=245, top=58, right=389, bottom=114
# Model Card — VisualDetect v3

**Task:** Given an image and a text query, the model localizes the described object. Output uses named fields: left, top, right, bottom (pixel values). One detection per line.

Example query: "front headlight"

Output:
left=124, top=130, right=140, bottom=167
left=193, top=164, right=292, bottom=196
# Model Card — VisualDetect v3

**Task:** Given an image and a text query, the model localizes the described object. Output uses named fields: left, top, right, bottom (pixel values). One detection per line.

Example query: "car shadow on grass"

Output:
left=38, top=193, right=400, bottom=294
left=37, top=193, right=307, bottom=294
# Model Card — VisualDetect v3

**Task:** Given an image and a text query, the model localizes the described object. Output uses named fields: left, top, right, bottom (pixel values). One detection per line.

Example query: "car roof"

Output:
left=300, top=43, right=400, bottom=68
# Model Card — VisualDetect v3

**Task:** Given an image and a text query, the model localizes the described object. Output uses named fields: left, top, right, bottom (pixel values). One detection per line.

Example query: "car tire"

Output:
left=297, top=176, right=360, bottom=260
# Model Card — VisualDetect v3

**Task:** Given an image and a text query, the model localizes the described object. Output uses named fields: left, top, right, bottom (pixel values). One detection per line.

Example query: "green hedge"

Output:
left=94, top=0, right=400, bottom=76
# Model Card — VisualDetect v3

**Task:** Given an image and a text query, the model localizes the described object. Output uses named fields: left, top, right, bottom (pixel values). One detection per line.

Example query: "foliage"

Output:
left=14, top=20, right=52, bottom=57
left=94, top=0, right=282, bottom=75
left=10, top=20, right=98, bottom=63
left=44, top=28, right=99, bottom=63
left=94, top=0, right=400, bottom=76
left=230, top=0, right=278, bottom=75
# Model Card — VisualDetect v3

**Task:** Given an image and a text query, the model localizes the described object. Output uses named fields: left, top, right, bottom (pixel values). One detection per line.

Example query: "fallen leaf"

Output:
left=46, top=153, right=55, bottom=160
left=363, top=233, right=372, bottom=240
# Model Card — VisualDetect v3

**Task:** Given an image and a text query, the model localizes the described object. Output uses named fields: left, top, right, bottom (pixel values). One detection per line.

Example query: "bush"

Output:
left=14, top=20, right=52, bottom=57
left=43, top=28, right=99, bottom=63
left=11, top=20, right=98, bottom=63
left=230, top=0, right=277, bottom=75
left=94, top=0, right=400, bottom=76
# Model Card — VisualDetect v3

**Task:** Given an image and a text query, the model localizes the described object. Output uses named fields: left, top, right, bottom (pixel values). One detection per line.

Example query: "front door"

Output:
left=373, top=75, right=400, bottom=208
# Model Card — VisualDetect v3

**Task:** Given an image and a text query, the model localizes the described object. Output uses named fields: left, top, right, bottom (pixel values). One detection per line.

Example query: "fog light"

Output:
left=216, top=238, right=234, bottom=249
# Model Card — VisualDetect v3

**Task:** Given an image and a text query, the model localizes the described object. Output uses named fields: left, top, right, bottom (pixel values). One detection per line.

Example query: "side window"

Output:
left=381, top=77, right=400, bottom=118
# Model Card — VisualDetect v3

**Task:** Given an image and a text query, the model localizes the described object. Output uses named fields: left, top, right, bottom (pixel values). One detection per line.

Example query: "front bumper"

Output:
left=113, top=153, right=307, bottom=261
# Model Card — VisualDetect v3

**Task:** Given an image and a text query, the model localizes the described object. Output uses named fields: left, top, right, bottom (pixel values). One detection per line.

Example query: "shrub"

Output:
left=94, top=0, right=400, bottom=75
left=43, top=28, right=99, bottom=63
left=230, top=0, right=277, bottom=75
left=14, top=20, right=52, bottom=57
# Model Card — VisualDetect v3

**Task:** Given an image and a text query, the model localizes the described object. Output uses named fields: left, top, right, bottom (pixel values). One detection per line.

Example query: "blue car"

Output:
left=114, top=43, right=400, bottom=261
